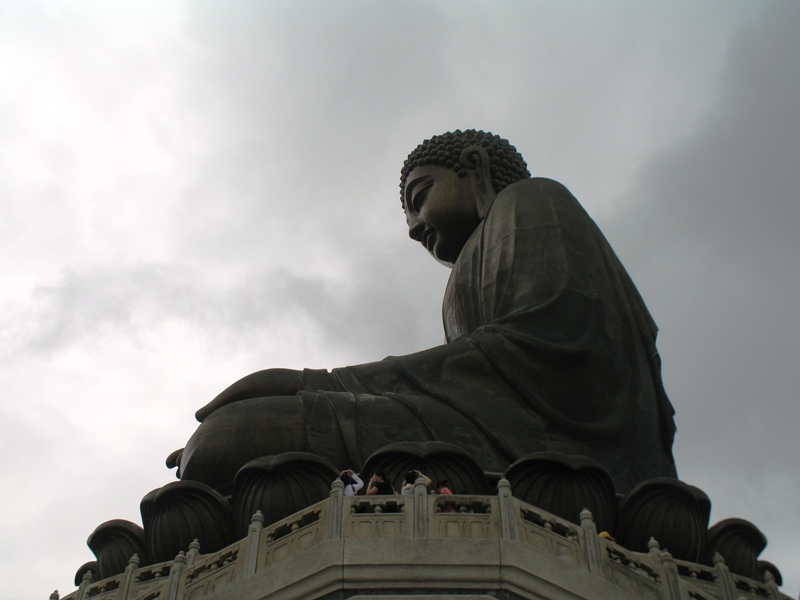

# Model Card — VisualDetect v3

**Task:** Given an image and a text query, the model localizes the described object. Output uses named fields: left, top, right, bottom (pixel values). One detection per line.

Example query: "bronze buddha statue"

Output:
left=175, top=129, right=677, bottom=496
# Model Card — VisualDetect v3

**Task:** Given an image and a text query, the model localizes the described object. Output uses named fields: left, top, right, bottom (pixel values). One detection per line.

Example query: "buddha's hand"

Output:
left=195, top=368, right=303, bottom=422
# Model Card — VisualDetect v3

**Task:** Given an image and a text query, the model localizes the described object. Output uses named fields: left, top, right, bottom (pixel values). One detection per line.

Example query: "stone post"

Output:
left=580, top=508, right=604, bottom=577
left=762, top=569, right=783, bottom=600
left=117, top=553, right=140, bottom=600
left=497, top=477, right=517, bottom=541
left=327, top=478, right=344, bottom=540
left=185, top=539, right=201, bottom=566
left=166, top=551, right=187, bottom=600
left=712, top=552, right=737, bottom=600
left=244, top=510, right=265, bottom=577
left=658, top=548, right=684, bottom=600
left=413, top=476, right=429, bottom=538
left=75, top=570, right=93, bottom=600
left=647, top=538, right=686, bottom=600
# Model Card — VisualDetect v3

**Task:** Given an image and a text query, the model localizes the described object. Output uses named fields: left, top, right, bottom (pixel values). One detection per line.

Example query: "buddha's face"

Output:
left=403, top=165, right=483, bottom=265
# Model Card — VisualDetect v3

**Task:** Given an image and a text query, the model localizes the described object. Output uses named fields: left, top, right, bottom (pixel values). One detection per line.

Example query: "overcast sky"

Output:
left=2, top=2, right=799, bottom=598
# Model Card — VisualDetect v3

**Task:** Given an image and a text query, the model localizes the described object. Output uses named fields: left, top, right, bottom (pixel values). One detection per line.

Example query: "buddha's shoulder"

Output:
left=491, top=178, right=579, bottom=214
left=498, top=177, right=575, bottom=200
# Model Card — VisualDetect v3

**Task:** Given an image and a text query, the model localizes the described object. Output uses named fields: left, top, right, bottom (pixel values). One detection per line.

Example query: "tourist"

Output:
left=340, top=469, right=363, bottom=496
left=366, top=472, right=395, bottom=495
left=401, top=470, right=432, bottom=495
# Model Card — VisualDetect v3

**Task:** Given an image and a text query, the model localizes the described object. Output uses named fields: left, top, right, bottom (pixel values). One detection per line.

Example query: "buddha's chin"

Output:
left=429, top=250, right=456, bottom=268
left=430, top=241, right=462, bottom=267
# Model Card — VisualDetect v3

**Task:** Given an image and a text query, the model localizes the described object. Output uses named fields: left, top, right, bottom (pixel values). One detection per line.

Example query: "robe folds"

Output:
left=181, top=178, right=677, bottom=494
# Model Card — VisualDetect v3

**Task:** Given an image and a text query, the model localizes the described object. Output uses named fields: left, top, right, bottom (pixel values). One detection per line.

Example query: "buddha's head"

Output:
left=400, top=130, right=529, bottom=265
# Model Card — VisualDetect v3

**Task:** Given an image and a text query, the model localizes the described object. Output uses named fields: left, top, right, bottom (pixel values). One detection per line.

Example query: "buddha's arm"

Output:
left=193, top=337, right=495, bottom=424
left=195, top=368, right=303, bottom=421
left=195, top=180, right=597, bottom=424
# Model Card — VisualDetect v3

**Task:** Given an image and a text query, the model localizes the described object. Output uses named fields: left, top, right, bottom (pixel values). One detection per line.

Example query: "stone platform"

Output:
left=57, top=480, right=789, bottom=600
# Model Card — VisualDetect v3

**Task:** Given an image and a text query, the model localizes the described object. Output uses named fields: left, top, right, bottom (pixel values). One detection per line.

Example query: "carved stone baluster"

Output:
left=497, top=478, right=517, bottom=541
left=185, top=539, right=201, bottom=567
left=244, top=511, right=265, bottom=577
left=580, top=508, right=604, bottom=577
left=647, top=537, right=660, bottom=555
left=74, top=570, right=93, bottom=600
left=327, top=478, right=344, bottom=540
left=413, top=476, right=429, bottom=538
left=658, top=549, right=683, bottom=600
left=762, top=569, right=782, bottom=600
left=166, top=551, right=187, bottom=600
left=712, top=552, right=737, bottom=600
left=117, top=553, right=140, bottom=600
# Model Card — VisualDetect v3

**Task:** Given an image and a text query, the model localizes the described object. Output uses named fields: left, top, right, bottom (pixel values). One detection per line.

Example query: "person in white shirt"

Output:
left=340, top=469, right=364, bottom=496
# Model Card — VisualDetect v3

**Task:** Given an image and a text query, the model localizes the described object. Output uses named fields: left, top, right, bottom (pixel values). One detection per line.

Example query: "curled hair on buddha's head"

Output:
left=399, top=129, right=531, bottom=207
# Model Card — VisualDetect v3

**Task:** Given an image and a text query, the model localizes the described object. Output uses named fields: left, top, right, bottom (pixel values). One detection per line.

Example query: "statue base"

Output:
left=57, top=479, right=790, bottom=600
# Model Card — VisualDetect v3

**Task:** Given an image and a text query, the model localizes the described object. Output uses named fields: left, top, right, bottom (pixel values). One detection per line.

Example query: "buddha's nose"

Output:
left=408, top=219, right=425, bottom=241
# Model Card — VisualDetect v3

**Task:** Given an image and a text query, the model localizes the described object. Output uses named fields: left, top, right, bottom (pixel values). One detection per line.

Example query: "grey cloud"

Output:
left=6, top=2, right=800, bottom=597
left=597, top=2, right=800, bottom=550
left=4, top=248, right=448, bottom=370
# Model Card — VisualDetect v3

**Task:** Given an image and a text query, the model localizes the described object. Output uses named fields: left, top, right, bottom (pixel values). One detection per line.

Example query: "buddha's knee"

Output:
left=179, top=395, right=307, bottom=493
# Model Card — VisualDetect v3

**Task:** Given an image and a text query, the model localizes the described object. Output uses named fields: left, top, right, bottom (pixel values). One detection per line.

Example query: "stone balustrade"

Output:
left=56, top=478, right=792, bottom=600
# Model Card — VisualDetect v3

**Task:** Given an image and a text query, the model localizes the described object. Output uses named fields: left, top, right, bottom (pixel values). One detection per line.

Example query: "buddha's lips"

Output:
left=422, top=229, right=436, bottom=251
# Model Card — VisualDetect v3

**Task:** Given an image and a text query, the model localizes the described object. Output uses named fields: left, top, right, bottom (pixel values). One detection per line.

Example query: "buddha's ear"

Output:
left=459, top=145, right=491, bottom=182
left=459, top=144, right=495, bottom=215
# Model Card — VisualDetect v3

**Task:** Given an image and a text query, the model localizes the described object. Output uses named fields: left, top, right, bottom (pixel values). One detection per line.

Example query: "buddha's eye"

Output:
left=412, top=183, right=433, bottom=212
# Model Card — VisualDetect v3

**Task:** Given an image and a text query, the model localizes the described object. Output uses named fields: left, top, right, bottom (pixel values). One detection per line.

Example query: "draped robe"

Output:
left=180, top=178, right=677, bottom=494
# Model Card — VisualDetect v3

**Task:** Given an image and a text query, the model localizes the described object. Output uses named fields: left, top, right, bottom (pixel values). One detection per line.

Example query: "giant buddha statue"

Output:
left=70, top=132, right=785, bottom=591
left=176, top=129, right=677, bottom=496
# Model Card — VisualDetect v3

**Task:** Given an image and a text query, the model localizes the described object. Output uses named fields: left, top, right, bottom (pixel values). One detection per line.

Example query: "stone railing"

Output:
left=56, top=478, right=791, bottom=600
